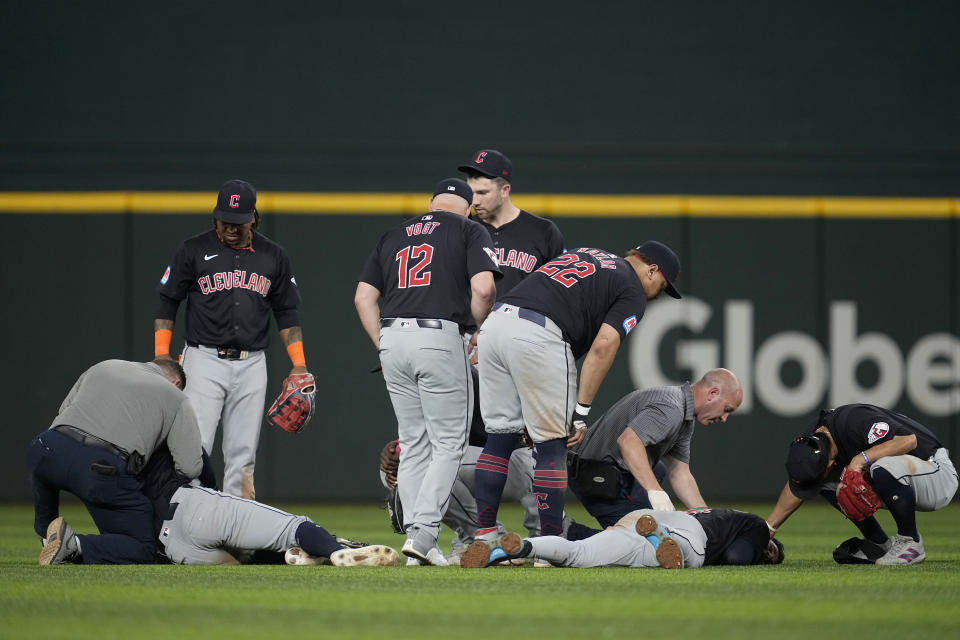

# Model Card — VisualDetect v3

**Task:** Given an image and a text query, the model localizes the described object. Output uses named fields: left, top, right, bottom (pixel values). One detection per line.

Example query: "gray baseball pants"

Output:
left=478, top=304, right=577, bottom=443
left=379, top=319, right=471, bottom=545
left=159, top=485, right=308, bottom=565
left=527, top=510, right=707, bottom=569
left=181, top=345, right=267, bottom=498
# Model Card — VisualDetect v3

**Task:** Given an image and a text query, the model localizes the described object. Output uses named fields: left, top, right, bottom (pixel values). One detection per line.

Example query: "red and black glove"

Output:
left=836, top=467, right=881, bottom=521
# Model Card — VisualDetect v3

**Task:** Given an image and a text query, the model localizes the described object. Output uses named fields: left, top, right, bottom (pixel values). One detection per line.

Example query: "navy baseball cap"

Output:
left=432, top=178, right=474, bottom=204
left=631, top=240, right=682, bottom=299
left=458, top=149, right=513, bottom=182
left=785, top=432, right=831, bottom=499
left=213, top=179, right=257, bottom=224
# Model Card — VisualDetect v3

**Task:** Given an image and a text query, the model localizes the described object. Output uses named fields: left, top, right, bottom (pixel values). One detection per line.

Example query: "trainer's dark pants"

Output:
left=568, top=460, right=668, bottom=540
left=27, top=429, right=157, bottom=564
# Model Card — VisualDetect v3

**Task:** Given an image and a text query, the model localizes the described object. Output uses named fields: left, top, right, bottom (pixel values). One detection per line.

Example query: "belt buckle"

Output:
left=217, top=347, right=248, bottom=361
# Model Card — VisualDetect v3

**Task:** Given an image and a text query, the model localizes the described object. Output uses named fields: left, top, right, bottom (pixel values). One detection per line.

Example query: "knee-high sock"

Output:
left=533, top=438, right=568, bottom=537
left=871, top=467, right=919, bottom=540
left=473, top=434, right=516, bottom=535
left=296, top=522, right=342, bottom=558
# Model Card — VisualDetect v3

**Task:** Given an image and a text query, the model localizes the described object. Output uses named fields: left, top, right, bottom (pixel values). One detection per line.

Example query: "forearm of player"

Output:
left=469, top=271, right=496, bottom=327
left=279, top=326, right=307, bottom=374
left=766, top=483, right=804, bottom=532
left=851, top=434, right=917, bottom=472
left=354, top=282, right=382, bottom=349
left=154, top=318, right=175, bottom=358
left=618, top=430, right=663, bottom=492
left=577, top=325, right=621, bottom=405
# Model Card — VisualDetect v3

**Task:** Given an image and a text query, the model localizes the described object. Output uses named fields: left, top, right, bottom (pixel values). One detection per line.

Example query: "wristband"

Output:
left=860, top=451, right=871, bottom=467
left=154, top=329, right=173, bottom=356
left=575, top=403, right=591, bottom=416
left=286, top=341, right=306, bottom=368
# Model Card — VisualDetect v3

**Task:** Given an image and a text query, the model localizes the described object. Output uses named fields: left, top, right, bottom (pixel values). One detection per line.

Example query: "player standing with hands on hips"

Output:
left=355, top=178, right=501, bottom=566
left=154, top=179, right=312, bottom=499
left=461, top=240, right=682, bottom=568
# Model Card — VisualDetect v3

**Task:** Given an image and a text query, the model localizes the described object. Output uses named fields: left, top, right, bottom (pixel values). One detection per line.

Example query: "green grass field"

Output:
left=2, top=500, right=958, bottom=639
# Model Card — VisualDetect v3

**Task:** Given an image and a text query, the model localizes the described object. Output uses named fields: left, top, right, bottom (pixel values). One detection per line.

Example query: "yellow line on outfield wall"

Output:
left=0, top=192, right=956, bottom=218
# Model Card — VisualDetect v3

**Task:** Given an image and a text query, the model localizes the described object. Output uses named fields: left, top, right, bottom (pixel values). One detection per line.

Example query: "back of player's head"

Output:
left=152, top=358, right=187, bottom=390
left=785, top=432, right=831, bottom=498
left=762, top=537, right=785, bottom=564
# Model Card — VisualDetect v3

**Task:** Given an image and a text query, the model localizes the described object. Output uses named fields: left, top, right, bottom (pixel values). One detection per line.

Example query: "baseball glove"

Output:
left=836, top=467, right=881, bottom=521
left=266, top=372, right=316, bottom=434
left=386, top=486, right=404, bottom=534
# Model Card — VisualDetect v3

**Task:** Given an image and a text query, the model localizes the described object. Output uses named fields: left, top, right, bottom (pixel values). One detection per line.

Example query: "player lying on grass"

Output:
left=39, top=445, right=398, bottom=567
left=460, top=508, right=783, bottom=569
left=769, top=403, right=958, bottom=566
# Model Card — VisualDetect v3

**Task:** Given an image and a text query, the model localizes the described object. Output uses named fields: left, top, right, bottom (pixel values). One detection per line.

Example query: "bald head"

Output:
left=429, top=193, right=472, bottom=217
left=691, top=368, right=742, bottom=425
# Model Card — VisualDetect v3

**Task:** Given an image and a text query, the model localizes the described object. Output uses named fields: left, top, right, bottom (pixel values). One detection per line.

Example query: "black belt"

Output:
left=53, top=425, right=129, bottom=460
left=380, top=318, right=452, bottom=331
left=493, top=303, right=547, bottom=327
left=188, top=341, right=255, bottom=361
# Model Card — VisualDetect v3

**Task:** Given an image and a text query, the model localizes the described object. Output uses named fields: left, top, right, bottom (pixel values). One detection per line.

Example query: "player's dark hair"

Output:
left=152, top=358, right=187, bottom=390
left=764, top=537, right=785, bottom=565
left=462, top=169, right=509, bottom=189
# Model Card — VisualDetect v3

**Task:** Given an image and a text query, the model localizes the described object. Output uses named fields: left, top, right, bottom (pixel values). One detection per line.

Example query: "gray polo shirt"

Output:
left=50, top=359, right=203, bottom=478
left=575, top=383, right=695, bottom=469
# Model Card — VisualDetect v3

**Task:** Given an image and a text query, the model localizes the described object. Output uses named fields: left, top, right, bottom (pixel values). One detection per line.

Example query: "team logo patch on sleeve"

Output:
left=622, top=316, right=638, bottom=334
left=867, top=421, right=890, bottom=444
left=160, top=266, right=171, bottom=285
left=484, top=247, right=499, bottom=267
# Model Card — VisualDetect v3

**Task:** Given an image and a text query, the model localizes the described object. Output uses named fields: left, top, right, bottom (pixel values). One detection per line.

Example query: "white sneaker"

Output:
left=330, top=545, right=400, bottom=567
left=875, top=534, right=925, bottom=565
left=285, top=547, right=329, bottom=566
left=401, top=538, right=449, bottom=566
left=405, top=556, right=422, bottom=566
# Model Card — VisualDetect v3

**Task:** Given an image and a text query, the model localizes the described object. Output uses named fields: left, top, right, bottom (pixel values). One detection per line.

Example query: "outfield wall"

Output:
left=2, top=197, right=957, bottom=501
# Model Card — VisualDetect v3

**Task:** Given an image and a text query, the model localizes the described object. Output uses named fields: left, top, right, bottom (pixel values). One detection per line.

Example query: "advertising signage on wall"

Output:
left=630, top=298, right=960, bottom=418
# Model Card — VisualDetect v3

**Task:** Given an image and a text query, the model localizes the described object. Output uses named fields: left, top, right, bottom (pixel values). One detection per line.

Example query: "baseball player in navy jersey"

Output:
left=355, top=178, right=501, bottom=566
left=463, top=240, right=682, bottom=566
left=770, top=403, right=957, bottom=565
left=458, top=149, right=565, bottom=299
left=467, top=508, right=784, bottom=569
left=154, top=179, right=310, bottom=499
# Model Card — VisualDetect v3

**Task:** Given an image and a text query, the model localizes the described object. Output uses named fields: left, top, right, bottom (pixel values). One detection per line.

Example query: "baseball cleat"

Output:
left=39, top=517, right=80, bottom=565
left=401, top=539, right=449, bottom=566
left=875, top=534, right=925, bottom=565
left=460, top=533, right=527, bottom=568
left=335, top=536, right=370, bottom=549
left=284, top=546, right=330, bottom=566
left=635, top=514, right=683, bottom=569
left=330, top=545, right=401, bottom=567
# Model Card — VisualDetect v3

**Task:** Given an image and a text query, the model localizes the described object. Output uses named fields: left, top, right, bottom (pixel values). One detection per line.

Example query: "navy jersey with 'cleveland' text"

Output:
left=359, top=210, right=501, bottom=327
left=822, top=403, right=943, bottom=466
left=477, top=210, right=565, bottom=298
left=689, top=508, right=771, bottom=566
left=501, top=247, right=646, bottom=359
left=155, top=229, right=301, bottom=350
